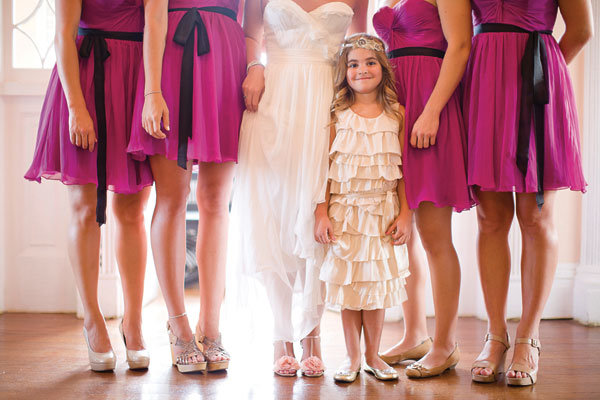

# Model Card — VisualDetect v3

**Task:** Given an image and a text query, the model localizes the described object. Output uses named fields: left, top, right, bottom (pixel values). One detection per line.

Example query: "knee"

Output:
left=196, top=183, right=231, bottom=216
left=70, top=198, right=97, bottom=227
left=477, top=207, right=513, bottom=236
left=112, top=197, right=146, bottom=226
left=516, top=207, right=556, bottom=240
left=418, top=227, right=451, bottom=255
left=156, top=186, right=190, bottom=216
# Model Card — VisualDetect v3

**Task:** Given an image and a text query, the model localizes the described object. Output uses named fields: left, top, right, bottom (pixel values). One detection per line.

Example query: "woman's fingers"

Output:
left=163, top=109, right=170, bottom=131
left=81, top=130, right=89, bottom=150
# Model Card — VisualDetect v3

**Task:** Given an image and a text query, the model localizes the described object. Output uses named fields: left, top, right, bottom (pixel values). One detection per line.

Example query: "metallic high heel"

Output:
left=196, top=330, right=230, bottom=372
left=119, top=320, right=150, bottom=370
left=300, top=335, right=325, bottom=377
left=167, top=313, right=206, bottom=374
left=471, top=332, right=510, bottom=383
left=506, top=338, right=541, bottom=386
left=83, top=327, right=116, bottom=372
left=406, top=344, right=460, bottom=378
left=379, top=337, right=433, bottom=365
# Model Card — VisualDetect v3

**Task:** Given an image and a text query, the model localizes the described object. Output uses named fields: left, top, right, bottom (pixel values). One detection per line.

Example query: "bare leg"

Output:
left=67, top=184, right=108, bottom=352
left=507, top=191, right=558, bottom=379
left=340, top=309, right=363, bottom=372
left=112, top=187, right=151, bottom=350
left=195, top=162, right=235, bottom=354
left=149, top=155, right=201, bottom=362
left=362, top=309, right=390, bottom=370
left=472, top=190, right=514, bottom=377
left=413, top=203, right=460, bottom=367
left=300, top=325, right=322, bottom=362
left=380, top=221, right=429, bottom=357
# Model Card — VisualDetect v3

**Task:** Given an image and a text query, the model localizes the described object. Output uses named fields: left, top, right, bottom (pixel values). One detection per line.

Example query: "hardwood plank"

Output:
left=1, top=291, right=599, bottom=400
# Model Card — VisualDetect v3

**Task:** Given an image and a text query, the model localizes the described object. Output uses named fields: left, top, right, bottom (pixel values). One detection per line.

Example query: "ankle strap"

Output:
left=515, top=337, right=541, bottom=353
left=485, top=332, right=510, bottom=349
left=169, top=312, right=187, bottom=319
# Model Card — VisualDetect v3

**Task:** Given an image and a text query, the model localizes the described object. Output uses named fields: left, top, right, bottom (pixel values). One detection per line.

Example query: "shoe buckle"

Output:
left=530, top=338, right=539, bottom=348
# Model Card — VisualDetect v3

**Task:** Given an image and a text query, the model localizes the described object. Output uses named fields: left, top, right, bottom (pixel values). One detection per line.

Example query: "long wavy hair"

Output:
left=331, top=33, right=401, bottom=125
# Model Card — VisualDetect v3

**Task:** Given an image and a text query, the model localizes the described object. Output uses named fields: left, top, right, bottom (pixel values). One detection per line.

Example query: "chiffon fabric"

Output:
left=25, top=0, right=153, bottom=193
left=128, top=0, right=246, bottom=164
left=230, top=0, right=353, bottom=341
left=320, top=108, right=409, bottom=310
left=373, top=0, right=473, bottom=211
left=463, top=0, right=586, bottom=192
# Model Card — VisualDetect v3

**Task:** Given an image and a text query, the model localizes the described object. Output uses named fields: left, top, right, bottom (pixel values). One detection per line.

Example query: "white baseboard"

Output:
left=573, top=265, right=600, bottom=326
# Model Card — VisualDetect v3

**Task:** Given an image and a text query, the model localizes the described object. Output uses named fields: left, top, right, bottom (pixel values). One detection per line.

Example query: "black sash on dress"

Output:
left=77, top=28, right=143, bottom=226
left=475, top=23, right=552, bottom=209
left=387, top=47, right=446, bottom=59
left=168, top=7, right=237, bottom=169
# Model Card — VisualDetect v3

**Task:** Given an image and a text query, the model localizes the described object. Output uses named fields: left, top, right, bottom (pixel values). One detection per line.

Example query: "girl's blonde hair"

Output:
left=331, top=33, right=401, bottom=125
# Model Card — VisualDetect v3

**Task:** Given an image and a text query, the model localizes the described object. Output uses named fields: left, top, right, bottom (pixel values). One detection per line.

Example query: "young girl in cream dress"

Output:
left=314, top=33, right=412, bottom=383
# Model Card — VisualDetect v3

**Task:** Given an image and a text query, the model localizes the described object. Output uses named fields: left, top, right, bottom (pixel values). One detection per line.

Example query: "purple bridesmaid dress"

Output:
left=25, top=0, right=153, bottom=195
left=374, top=0, right=473, bottom=212
left=128, top=0, right=246, bottom=166
left=463, top=0, right=586, bottom=194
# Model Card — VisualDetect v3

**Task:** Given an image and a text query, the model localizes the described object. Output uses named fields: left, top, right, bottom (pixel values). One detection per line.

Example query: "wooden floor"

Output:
left=1, top=291, right=599, bottom=400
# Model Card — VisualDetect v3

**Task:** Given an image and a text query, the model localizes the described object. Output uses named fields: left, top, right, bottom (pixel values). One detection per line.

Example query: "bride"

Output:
left=232, top=0, right=367, bottom=377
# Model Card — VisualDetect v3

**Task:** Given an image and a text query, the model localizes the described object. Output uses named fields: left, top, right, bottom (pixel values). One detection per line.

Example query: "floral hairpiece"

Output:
left=340, top=37, right=384, bottom=55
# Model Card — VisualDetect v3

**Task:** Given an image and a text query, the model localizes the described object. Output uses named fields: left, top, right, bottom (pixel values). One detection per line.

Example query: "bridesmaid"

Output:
left=373, top=0, right=473, bottom=378
left=132, top=0, right=245, bottom=373
left=464, top=0, right=593, bottom=386
left=25, top=0, right=153, bottom=371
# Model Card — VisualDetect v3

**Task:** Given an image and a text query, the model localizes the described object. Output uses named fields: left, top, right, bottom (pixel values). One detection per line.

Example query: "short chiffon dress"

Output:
left=320, top=108, right=409, bottom=310
left=127, top=0, right=246, bottom=165
left=463, top=0, right=586, bottom=193
left=25, top=0, right=153, bottom=196
left=373, top=0, right=473, bottom=212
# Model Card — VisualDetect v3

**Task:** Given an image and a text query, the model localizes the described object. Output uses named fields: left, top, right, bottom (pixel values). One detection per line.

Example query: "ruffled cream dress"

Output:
left=320, top=107, right=410, bottom=310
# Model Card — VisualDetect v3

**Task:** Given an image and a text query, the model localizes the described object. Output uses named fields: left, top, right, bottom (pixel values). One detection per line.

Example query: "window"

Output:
left=12, top=0, right=56, bottom=69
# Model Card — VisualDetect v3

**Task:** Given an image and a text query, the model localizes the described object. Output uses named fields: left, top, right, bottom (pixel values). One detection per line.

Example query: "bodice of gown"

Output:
left=471, top=0, right=558, bottom=31
left=263, top=0, right=354, bottom=63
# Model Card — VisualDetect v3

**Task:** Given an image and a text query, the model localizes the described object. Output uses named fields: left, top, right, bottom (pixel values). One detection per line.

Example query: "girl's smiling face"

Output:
left=346, top=48, right=383, bottom=95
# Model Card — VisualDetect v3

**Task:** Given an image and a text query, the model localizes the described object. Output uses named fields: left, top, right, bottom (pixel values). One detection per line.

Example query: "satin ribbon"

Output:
left=169, top=6, right=237, bottom=169
left=77, top=28, right=143, bottom=225
left=387, top=46, right=445, bottom=60
left=475, top=23, right=551, bottom=209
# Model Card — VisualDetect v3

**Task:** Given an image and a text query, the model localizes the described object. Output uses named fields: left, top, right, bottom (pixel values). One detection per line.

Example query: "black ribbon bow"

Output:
left=169, top=6, right=237, bottom=169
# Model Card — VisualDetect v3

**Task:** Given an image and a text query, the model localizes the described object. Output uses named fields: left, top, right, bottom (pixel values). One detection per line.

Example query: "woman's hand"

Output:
left=386, top=211, right=412, bottom=245
left=142, top=92, right=169, bottom=139
left=242, top=65, right=265, bottom=112
left=314, top=203, right=336, bottom=244
left=69, top=105, right=97, bottom=151
left=410, top=109, right=440, bottom=149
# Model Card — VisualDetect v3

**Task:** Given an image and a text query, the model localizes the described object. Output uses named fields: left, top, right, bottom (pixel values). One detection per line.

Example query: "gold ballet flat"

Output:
left=363, top=364, right=399, bottom=381
left=406, top=344, right=460, bottom=379
left=506, top=338, right=541, bottom=386
left=379, top=337, right=433, bottom=365
left=471, top=332, right=510, bottom=383
left=119, top=320, right=150, bottom=370
left=83, top=327, right=116, bottom=372
left=334, top=368, right=360, bottom=383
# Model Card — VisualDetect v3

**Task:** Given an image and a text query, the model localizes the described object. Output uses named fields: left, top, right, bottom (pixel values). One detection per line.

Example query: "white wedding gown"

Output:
left=230, top=0, right=354, bottom=342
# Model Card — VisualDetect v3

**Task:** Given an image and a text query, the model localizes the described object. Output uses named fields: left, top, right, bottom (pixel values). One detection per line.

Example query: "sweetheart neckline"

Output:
left=266, top=0, right=354, bottom=16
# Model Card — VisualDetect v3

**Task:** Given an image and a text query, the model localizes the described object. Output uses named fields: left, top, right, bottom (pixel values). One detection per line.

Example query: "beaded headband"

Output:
left=340, top=37, right=384, bottom=55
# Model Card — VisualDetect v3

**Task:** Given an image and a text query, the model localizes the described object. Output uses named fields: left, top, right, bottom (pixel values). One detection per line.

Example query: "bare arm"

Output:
left=141, top=0, right=169, bottom=138
left=314, top=124, right=337, bottom=244
left=389, top=106, right=413, bottom=245
left=242, top=0, right=265, bottom=112
left=409, top=0, right=471, bottom=149
left=55, top=0, right=96, bottom=151
left=348, top=0, right=368, bottom=35
left=558, top=0, right=593, bottom=65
